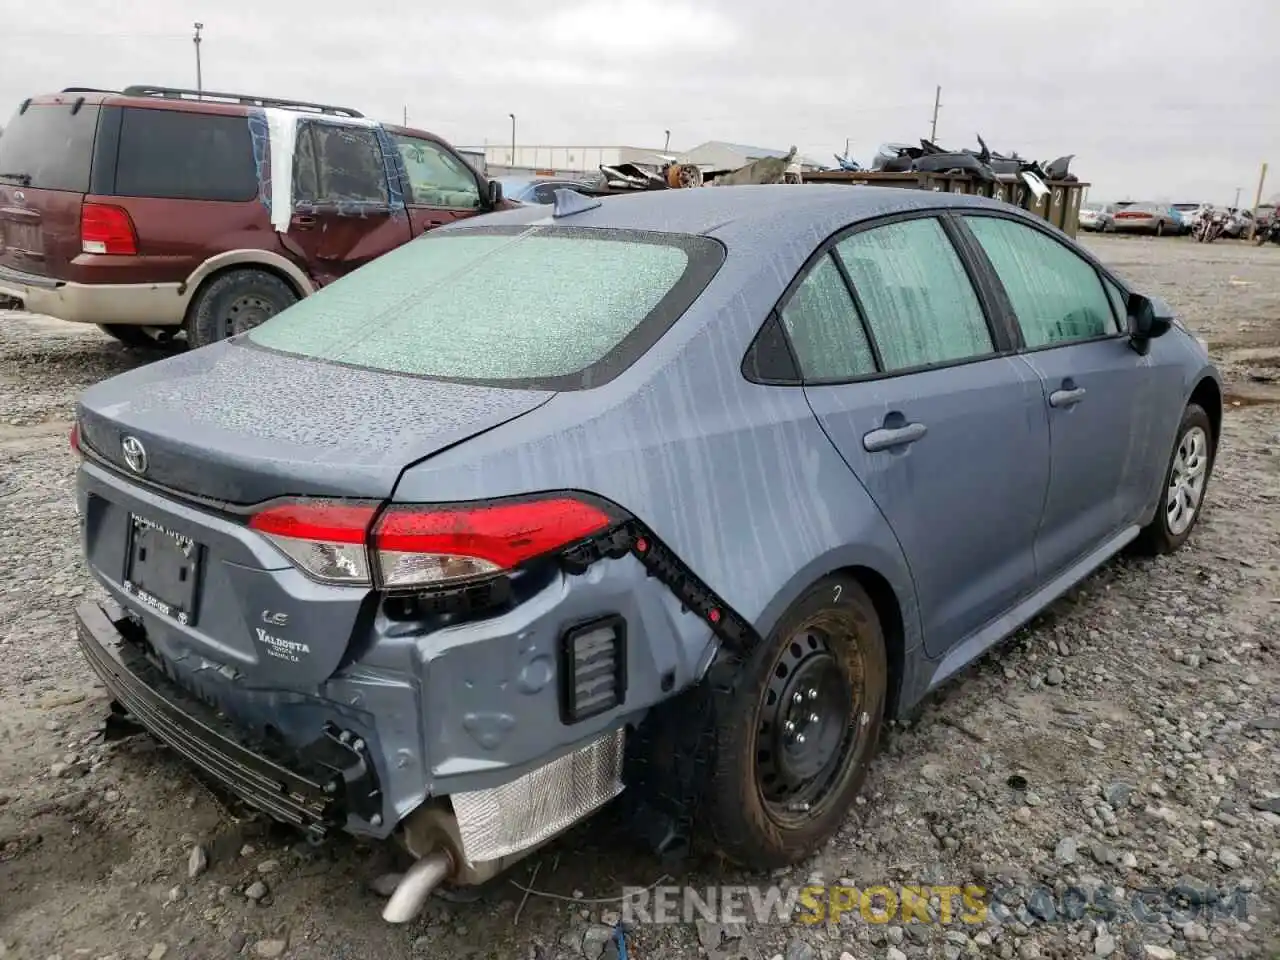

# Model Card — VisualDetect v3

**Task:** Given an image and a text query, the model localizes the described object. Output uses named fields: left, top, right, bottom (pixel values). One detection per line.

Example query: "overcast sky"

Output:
left=4, top=0, right=1277, bottom=203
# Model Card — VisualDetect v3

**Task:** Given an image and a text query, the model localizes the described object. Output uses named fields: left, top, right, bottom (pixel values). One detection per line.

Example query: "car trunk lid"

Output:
left=0, top=98, right=101, bottom=278
left=75, top=339, right=556, bottom=504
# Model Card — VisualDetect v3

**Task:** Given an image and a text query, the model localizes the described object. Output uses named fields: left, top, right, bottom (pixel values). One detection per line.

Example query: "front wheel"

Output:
left=1133, top=403, right=1215, bottom=555
left=702, top=575, right=887, bottom=870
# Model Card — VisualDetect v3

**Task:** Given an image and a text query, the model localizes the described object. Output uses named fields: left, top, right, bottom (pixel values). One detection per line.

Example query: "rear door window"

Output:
left=0, top=102, right=100, bottom=192
left=113, top=108, right=257, bottom=201
left=294, top=122, right=389, bottom=206
left=779, top=254, right=876, bottom=381
left=835, top=217, right=993, bottom=371
left=247, top=225, right=724, bottom=388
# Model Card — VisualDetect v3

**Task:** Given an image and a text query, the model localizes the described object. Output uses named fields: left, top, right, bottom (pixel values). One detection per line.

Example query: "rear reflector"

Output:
left=248, top=495, right=617, bottom=589
left=81, top=203, right=138, bottom=255
left=560, top=616, right=627, bottom=722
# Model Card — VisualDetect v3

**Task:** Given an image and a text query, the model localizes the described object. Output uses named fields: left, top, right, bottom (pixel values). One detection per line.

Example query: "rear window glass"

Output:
left=247, top=225, right=725, bottom=389
left=0, top=102, right=99, bottom=192
left=114, top=108, right=257, bottom=202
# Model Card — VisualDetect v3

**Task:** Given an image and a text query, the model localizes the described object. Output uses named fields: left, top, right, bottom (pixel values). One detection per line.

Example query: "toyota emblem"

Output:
left=121, top=435, right=148, bottom=474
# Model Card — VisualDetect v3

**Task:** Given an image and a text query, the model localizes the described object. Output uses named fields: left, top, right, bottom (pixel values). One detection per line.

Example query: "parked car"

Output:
left=1110, top=202, right=1183, bottom=236
left=70, top=185, right=1220, bottom=923
left=1255, top=203, right=1275, bottom=229
left=0, top=85, right=513, bottom=348
left=1078, top=201, right=1116, bottom=232
left=498, top=177, right=598, bottom=205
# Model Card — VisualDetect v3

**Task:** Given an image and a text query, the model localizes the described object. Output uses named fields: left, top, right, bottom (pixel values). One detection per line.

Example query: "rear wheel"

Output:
left=1133, top=403, right=1214, bottom=555
left=185, top=269, right=298, bottom=349
left=703, top=575, right=887, bottom=870
left=1155, top=221, right=1165, bottom=237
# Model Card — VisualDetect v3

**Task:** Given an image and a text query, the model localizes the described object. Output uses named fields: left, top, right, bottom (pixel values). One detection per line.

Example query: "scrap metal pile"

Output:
left=867, top=135, right=1077, bottom=186
left=588, top=147, right=802, bottom=195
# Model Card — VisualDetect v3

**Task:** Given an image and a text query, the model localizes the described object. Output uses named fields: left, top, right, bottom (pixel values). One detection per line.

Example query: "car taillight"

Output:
left=248, top=495, right=617, bottom=589
left=81, top=203, right=138, bottom=255
left=249, top=501, right=378, bottom=585
left=70, top=421, right=81, bottom=454
left=1116, top=211, right=1149, bottom=219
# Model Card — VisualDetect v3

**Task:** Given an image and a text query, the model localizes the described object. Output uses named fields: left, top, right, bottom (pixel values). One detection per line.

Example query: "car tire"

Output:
left=1155, top=221, right=1165, bottom=238
left=702, top=574, right=887, bottom=870
left=1132, top=403, right=1215, bottom=556
left=96, top=324, right=182, bottom=350
left=185, top=269, right=298, bottom=349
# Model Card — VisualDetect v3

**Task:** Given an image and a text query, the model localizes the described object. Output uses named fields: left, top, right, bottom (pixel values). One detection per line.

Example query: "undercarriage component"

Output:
left=382, top=849, right=454, bottom=924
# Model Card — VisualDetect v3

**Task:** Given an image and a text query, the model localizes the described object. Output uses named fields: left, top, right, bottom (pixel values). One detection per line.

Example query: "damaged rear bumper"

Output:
left=76, top=598, right=366, bottom=842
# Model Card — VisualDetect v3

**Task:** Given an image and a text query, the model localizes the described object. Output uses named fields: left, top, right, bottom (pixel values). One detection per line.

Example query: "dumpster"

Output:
left=801, top=169, right=1090, bottom=238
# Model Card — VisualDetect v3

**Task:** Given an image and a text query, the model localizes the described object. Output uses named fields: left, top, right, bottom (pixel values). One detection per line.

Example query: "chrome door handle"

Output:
left=1049, top=387, right=1087, bottom=408
left=862, top=422, right=927, bottom=452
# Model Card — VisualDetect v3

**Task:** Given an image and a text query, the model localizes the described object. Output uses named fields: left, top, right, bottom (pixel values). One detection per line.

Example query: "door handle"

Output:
left=1049, top=387, right=1087, bottom=408
left=863, top=421, right=927, bottom=452
left=290, top=215, right=317, bottom=230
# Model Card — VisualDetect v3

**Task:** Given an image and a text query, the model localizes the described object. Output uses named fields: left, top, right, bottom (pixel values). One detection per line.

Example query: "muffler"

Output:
left=381, top=849, right=454, bottom=924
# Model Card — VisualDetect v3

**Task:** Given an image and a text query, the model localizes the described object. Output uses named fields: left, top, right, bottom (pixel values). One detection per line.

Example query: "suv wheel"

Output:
left=1133, top=402, right=1215, bottom=555
left=703, top=575, right=887, bottom=870
left=186, top=269, right=298, bottom=348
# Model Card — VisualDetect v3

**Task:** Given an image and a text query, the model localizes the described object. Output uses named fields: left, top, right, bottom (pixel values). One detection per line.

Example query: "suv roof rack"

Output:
left=120, top=85, right=364, bottom=118
left=61, top=87, right=120, bottom=94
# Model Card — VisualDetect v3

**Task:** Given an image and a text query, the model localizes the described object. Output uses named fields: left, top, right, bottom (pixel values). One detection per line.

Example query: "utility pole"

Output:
left=509, top=113, right=516, bottom=166
left=193, top=23, right=204, bottom=94
left=930, top=85, right=941, bottom=141
left=1233, top=186, right=1242, bottom=210
left=664, top=130, right=671, bottom=152
left=1247, top=162, right=1268, bottom=240
left=402, top=106, right=408, bottom=125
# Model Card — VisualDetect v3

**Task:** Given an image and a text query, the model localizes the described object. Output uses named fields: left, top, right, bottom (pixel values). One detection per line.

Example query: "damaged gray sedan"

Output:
left=71, top=185, right=1221, bottom=922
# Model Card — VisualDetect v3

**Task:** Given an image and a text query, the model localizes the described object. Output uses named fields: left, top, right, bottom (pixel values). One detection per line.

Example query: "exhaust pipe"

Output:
left=382, top=849, right=454, bottom=924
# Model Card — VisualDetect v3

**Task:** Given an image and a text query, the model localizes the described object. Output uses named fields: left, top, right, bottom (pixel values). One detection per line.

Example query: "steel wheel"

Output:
left=1166, top=425, right=1209, bottom=536
left=754, top=617, right=866, bottom=823
left=225, top=293, right=277, bottom=337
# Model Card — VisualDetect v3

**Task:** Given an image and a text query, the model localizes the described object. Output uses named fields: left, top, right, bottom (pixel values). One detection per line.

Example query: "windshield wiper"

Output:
left=0, top=172, right=32, bottom=185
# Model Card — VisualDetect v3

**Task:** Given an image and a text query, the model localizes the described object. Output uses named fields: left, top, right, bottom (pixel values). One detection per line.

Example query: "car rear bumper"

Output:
left=75, top=598, right=355, bottom=841
left=0, top=263, right=183, bottom=326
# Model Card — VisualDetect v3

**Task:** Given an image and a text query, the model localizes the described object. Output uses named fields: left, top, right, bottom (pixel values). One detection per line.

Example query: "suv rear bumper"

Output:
left=0, top=263, right=183, bottom=326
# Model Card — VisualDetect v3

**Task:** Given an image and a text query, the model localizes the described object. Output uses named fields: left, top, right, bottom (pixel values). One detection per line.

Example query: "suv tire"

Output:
left=186, top=269, right=298, bottom=348
left=703, top=574, right=887, bottom=870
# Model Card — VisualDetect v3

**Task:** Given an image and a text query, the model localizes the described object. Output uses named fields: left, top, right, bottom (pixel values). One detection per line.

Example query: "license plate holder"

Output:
left=123, top=514, right=204, bottom=626
left=1, top=221, right=40, bottom=255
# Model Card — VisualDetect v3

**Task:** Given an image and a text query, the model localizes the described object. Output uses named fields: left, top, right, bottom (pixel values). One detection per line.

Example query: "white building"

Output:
left=676, top=141, right=827, bottom=175
left=460, top=145, right=669, bottom=179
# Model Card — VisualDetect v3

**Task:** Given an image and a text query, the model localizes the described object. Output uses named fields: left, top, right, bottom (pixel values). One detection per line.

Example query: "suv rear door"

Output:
left=286, top=120, right=413, bottom=286
left=0, top=97, right=101, bottom=280
left=385, top=130, right=485, bottom=235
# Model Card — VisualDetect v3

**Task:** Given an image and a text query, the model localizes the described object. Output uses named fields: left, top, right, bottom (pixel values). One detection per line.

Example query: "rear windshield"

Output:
left=0, top=101, right=99, bottom=192
left=247, top=224, right=725, bottom=389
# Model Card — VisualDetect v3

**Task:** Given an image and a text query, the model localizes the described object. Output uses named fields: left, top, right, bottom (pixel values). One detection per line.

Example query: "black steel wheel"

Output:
left=702, top=574, right=887, bottom=869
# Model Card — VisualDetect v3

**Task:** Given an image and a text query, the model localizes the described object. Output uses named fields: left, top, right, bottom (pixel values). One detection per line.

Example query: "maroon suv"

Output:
left=0, top=85, right=511, bottom=348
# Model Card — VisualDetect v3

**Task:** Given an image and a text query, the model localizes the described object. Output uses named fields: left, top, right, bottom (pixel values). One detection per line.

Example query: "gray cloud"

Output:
left=3, top=0, right=1277, bottom=202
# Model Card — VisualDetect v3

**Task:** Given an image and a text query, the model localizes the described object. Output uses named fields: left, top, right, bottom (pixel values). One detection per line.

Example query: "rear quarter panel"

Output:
left=390, top=247, right=924, bottom=670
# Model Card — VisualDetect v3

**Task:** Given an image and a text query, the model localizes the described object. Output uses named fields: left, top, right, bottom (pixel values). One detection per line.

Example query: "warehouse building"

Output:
left=461, top=144, right=670, bottom=179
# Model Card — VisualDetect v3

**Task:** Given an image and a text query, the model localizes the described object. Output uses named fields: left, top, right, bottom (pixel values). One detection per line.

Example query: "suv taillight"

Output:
left=248, top=495, right=617, bottom=589
left=81, top=203, right=138, bottom=255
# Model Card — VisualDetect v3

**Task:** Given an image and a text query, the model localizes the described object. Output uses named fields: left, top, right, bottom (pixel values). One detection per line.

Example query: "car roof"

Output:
left=446, top=184, right=1024, bottom=246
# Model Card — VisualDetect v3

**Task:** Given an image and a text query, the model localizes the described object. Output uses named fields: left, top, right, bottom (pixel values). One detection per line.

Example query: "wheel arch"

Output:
left=179, top=250, right=315, bottom=323
left=1188, top=375, right=1222, bottom=453
left=751, top=548, right=921, bottom=727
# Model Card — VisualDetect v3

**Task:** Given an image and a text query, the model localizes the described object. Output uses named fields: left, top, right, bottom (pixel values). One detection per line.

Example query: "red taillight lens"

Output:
left=248, top=495, right=616, bottom=588
left=70, top=421, right=81, bottom=454
left=249, top=501, right=378, bottom=585
left=1115, top=211, right=1149, bottom=220
left=81, top=203, right=138, bottom=255
left=373, top=497, right=614, bottom=588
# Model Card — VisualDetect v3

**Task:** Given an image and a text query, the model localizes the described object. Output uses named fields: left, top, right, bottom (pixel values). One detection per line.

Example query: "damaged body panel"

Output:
left=72, top=185, right=1221, bottom=922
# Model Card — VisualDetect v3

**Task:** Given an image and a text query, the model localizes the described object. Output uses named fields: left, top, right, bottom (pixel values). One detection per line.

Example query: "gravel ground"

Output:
left=0, top=234, right=1277, bottom=960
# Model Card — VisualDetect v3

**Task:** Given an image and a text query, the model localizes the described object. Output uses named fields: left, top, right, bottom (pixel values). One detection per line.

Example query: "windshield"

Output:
left=247, top=225, right=725, bottom=389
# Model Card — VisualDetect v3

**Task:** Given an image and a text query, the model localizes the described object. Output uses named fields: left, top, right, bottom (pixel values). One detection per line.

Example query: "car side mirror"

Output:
left=487, top=179, right=504, bottom=208
left=1126, top=292, right=1173, bottom=354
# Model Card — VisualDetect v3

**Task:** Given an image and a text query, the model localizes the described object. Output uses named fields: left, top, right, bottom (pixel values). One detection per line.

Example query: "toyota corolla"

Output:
left=70, top=185, right=1221, bottom=922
